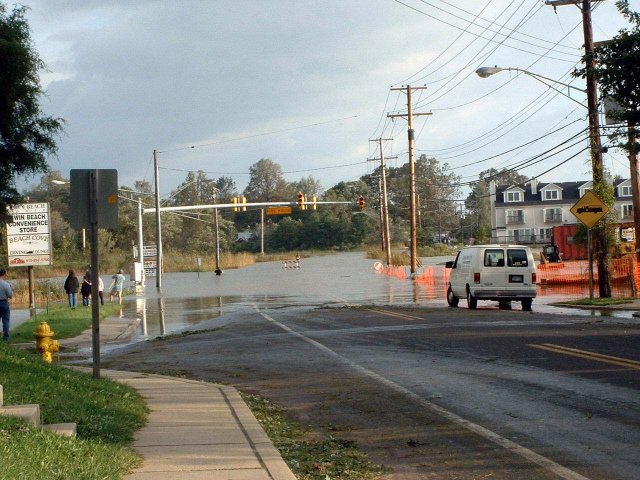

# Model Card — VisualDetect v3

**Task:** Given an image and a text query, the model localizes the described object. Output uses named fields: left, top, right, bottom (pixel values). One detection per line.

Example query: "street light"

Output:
left=476, top=64, right=612, bottom=299
left=475, top=66, right=586, bottom=107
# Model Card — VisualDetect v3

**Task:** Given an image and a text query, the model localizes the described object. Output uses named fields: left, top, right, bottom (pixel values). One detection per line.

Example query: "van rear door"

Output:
left=506, top=248, right=533, bottom=287
left=480, top=248, right=507, bottom=288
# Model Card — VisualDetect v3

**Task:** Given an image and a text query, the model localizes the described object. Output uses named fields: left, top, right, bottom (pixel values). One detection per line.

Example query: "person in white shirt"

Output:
left=98, top=276, right=104, bottom=306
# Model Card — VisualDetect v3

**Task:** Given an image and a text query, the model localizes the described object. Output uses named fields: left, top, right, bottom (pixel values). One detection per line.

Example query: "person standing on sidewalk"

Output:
left=80, top=275, right=91, bottom=306
left=0, top=269, right=13, bottom=341
left=109, top=269, right=126, bottom=305
left=64, top=269, right=79, bottom=309
left=98, top=275, right=104, bottom=306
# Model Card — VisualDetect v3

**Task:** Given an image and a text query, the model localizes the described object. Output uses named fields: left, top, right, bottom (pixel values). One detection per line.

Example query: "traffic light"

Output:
left=312, top=195, right=317, bottom=211
left=231, top=196, right=238, bottom=212
left=297, top=192, right=305, bottom=210
left=358, top=195, right=365, bottom=210
left=241, top=195, right=247, bottom=211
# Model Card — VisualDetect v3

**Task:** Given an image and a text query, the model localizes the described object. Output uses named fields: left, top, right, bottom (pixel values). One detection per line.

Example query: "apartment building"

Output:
left=489, top=178, right=633, bottom=244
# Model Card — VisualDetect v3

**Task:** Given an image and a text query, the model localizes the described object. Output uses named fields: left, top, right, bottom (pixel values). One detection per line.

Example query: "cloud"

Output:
left=15, top=0, right=634, bottom=198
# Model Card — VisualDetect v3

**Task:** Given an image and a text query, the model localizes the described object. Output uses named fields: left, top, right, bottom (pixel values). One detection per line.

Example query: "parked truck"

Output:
left=540, top=224, right=636, bottom=263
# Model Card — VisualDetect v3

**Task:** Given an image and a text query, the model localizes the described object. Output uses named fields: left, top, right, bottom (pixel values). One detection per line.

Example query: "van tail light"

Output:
left=474, top=272, right=481, bottom=284
left=532, top=272, right=537, bottom=284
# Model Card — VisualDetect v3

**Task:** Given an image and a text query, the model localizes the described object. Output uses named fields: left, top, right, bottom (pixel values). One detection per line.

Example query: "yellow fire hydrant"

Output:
left=34, top=321, right=59, bottom=364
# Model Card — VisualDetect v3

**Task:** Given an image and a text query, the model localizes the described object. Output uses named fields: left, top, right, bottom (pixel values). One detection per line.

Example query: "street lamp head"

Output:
left=475, top=66, right=504, bottom=78
left=51, top=180, right=69, bottom=185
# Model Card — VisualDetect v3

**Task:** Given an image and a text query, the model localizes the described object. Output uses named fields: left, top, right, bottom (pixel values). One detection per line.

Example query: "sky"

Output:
left=14, top=0, right=640, bottom=202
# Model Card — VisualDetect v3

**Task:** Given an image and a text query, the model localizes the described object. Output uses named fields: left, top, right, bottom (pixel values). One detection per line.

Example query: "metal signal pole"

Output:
left=153, top=149, right=163, bottom=289
left=388, top=86, right=431, bottom=274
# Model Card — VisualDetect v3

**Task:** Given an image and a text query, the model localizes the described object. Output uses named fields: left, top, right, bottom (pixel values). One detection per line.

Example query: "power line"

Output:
left=394, top=0, right=496, bottom=86
left=158, top=115, right=358, bottom=154
left=159, top=160, right=369, bottom=176
left=415, top=1, right=540, bottom=105
left=392, top=0, right=578, bottom=63
left=442, top=123, right=586, bottom=171
left=435, top=0, right=579, bottom=54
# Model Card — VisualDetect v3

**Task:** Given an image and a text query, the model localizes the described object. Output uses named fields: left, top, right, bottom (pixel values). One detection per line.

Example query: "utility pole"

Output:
left=377, top=176, right=385, bottom=251
left=546, top=0, right=611, bottom=296
left=369, top=138, right=396, bottom=266
left=388, top=85, right=431, bottom=274
left=628, top=122, right=640, bottom=261
left=153, top=149, right=163, bottom=289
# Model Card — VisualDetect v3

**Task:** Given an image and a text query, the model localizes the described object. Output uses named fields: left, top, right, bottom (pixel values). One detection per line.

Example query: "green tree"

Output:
left=413, top=155, right=460, bottom=244
left=243, top=159, right=289, bottom=202
left=267, top=217, right=303, bottom=251
left=0, top=4, right=63, bottom=218
left=464, top=168, right=528, bottom=243
left=21, top=171, right=77, bottom=248
left=289, top=176, right=323, bottom=198
left=323, top=180, right=371, bottom=211
left=214, top=176, right=237, bottom=203
left=22, top=170, right=70, bottom=219
left=581, top=1, right=640, bottom=151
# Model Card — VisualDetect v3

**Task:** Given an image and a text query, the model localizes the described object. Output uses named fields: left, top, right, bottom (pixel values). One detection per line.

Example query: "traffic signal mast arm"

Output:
left=142, top=200, right=354, bottom=214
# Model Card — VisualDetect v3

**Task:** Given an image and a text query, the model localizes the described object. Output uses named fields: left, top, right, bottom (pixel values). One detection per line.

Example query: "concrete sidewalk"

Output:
left=101, top=370, right=297, bottom=480
left=11, top=312, right=296, bottom=480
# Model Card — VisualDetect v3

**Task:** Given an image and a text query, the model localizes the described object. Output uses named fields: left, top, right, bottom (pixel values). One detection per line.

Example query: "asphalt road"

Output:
left=106, top=304, right=640, bottom=480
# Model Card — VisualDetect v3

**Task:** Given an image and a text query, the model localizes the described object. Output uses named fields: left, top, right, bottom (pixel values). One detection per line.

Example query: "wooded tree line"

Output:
left=15, top=156, right=534, bottom=262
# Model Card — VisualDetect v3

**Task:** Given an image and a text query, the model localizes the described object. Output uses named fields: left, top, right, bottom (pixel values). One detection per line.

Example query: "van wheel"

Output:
left=447, top=287, right=459, bottom=307
left=466, top=288, right=478, bottom=309
left=522, top=299, right=533, bottom=311
left=499, top=301, right=512, bottom=310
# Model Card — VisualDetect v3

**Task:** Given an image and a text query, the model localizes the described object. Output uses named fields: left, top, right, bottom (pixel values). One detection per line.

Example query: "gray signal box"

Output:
left=70, top=169, right=118, bottom=229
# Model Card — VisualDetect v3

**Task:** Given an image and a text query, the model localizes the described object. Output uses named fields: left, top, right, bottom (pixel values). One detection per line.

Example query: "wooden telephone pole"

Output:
left=546, top=0, right=611, bottom=296
left=369, top=138, right=396, bottom=266
left=388, top=86, right=431, bottom=274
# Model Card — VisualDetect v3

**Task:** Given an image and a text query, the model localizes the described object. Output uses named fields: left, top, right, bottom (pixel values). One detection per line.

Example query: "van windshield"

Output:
left=507, top=249, right=528, bottom=267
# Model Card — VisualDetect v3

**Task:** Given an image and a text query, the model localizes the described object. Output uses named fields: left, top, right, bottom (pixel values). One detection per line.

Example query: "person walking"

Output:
left=0, top=269, right=13, bottom=342
left=64, top=269, right=79, bottom=309
left=80, top=275, right=91, bottom=306
left=98, top=275, right=104, bottom=306
left=109, top=268, right=126, bottom=305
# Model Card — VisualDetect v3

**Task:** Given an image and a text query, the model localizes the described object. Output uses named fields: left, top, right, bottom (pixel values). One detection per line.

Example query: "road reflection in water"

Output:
left=124, top=252, right=636, bottom=341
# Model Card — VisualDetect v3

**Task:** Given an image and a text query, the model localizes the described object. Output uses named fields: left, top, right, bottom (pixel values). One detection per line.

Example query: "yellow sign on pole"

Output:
left=266, top=206, right=293, bottom=216
left=570, top=191, right=609, bottom=229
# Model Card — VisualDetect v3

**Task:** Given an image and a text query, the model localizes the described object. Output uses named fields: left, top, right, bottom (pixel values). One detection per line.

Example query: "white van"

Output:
left=445, top=245, right=537, bottom=310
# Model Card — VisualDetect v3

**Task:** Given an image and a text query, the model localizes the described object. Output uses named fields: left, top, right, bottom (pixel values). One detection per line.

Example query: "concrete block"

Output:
left=42, top=422, right=77, bottom=437
left=0, top=404, right=41, bottom=427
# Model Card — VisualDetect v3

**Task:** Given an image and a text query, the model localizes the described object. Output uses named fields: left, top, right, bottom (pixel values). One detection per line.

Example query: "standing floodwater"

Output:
left=129, top=252, right=447, bottom=339
left=122, top=252, right=634, bottom=341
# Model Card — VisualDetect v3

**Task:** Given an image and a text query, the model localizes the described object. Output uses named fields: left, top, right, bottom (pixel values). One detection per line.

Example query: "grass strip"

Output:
left=563, top=297, right=636, bottom=306
left=242, top=393, right=385, bottom=480
left=0, top=344, right=148, bottom=479
left=9, top=303, right=124, bottom=344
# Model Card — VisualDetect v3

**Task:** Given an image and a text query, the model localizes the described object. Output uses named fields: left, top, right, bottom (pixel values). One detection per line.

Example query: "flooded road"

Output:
left=128, top=252, right=449, bottom=339
left=124, top=252, right=636, bottom=341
